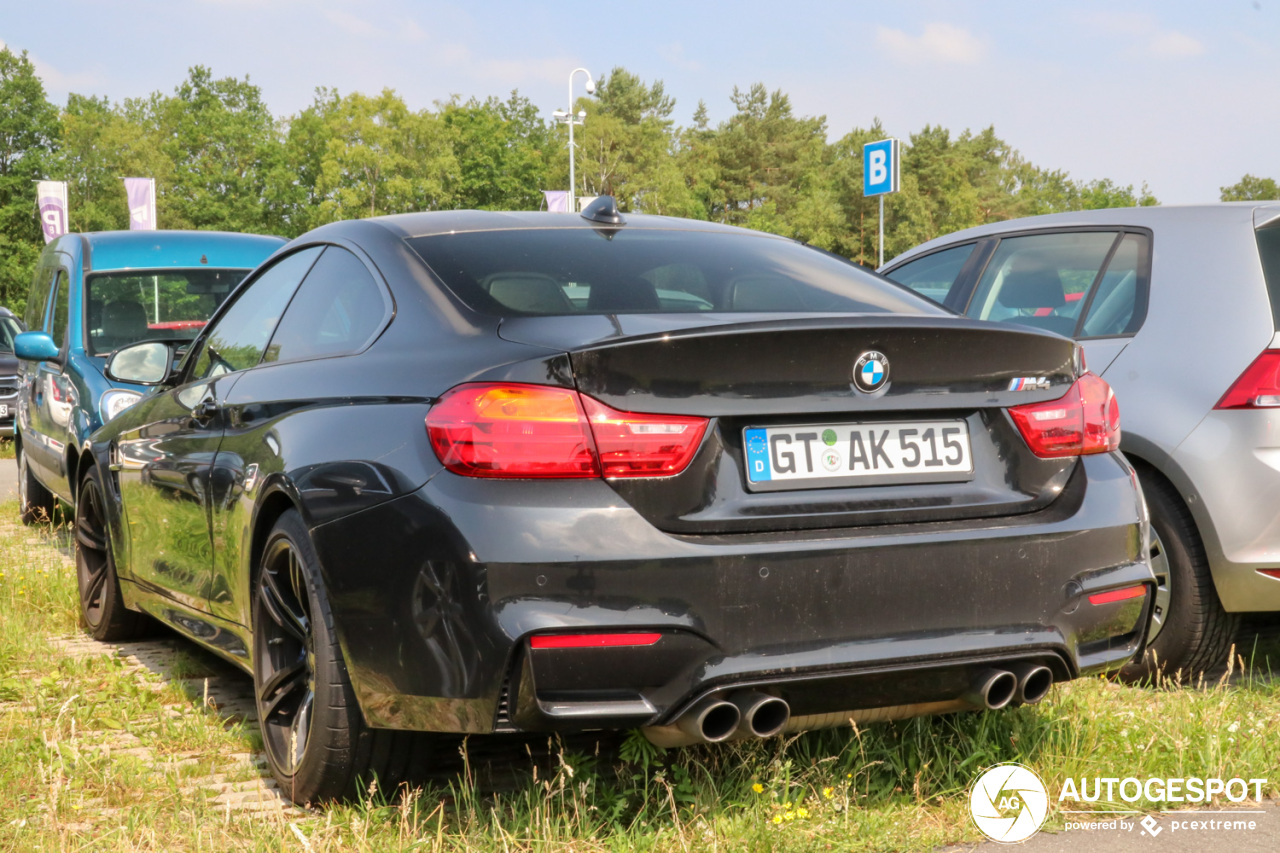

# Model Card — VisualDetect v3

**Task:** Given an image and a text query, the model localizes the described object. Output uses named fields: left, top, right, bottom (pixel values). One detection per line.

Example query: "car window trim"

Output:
left=257, top=242, right=396, bottom=370
left=950, top=225, right=1153, bottom=340
left=1070, top=234, right=1125, bottom=338
left=178, top=246, right=324, bottom=384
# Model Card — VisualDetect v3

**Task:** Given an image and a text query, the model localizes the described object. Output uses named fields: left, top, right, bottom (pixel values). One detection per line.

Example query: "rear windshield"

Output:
left=1259, top=222, right=1280, bottom=330
left=406, top=229, right=944, bottom=317
left=85, top=268, right=249, bottom=356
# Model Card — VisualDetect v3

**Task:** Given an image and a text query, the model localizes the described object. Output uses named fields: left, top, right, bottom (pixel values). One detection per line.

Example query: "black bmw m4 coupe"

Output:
left=73, top=198, right=1153, bottom=804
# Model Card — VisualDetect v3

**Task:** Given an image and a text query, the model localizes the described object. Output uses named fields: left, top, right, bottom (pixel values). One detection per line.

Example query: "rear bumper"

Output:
left=1173, top=410, right=1280, bottom=612
left=311, top=452, right=1151, bottom=735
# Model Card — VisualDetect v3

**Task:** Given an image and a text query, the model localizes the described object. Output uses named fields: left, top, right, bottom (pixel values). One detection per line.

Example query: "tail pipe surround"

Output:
left=962, top=669, right=1019, bottom=711
left=731, top=691, right=791, bottom=739
left=1009, top=663, right=1054, bottom=705
left=676, top=696, right=741, bottom=744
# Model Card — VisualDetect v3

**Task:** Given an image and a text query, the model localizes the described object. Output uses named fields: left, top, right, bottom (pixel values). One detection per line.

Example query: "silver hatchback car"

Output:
left=882, top=203, right=1280, bottom=679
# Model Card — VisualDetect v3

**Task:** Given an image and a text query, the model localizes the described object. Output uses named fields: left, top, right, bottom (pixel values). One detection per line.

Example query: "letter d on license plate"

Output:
left=743, top=420, right=974, bottom=491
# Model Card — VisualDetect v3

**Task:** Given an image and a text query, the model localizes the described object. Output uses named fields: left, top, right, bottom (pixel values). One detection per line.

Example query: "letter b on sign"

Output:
left=869, top=151, right=887, bottom=185
left=863, top=138, right=900, bottom=197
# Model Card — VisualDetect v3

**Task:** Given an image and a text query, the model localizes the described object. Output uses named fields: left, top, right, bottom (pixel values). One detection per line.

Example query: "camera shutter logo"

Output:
left=969, top=763, right=1049, bottom=843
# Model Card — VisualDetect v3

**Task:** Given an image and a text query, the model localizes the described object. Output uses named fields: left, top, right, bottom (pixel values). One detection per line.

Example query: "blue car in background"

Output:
left=13, top=230, right=284, bottom=523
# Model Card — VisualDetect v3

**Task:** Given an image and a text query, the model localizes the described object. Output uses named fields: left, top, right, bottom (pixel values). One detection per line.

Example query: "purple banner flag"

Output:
left=124, top=178, right=156, bottom=230
left=543, top=190, right=569, bottom=213
left=36, top=181, right=69, bottom=243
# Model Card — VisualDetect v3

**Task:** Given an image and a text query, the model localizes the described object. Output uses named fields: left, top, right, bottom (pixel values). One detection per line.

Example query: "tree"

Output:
left=1221, top=174, right=1280, bottom=201
left=442, top=92, right=551, bottom=211
left=0, top=46, right=60, bottom=315
left=705, top=83, right=828, bottom=232
left=57, top=93, right=171, bottom=233
left=304, top=88, right=456, bottom=225
left=142, top=66, right=281, bottom=233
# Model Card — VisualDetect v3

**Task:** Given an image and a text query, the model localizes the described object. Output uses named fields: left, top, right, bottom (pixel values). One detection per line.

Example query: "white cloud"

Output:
left=1, top=38, right=103, bottom=93
left=876, top=23, right=985, bottom=65
left=1081, top=12, right=1204, bottom=60
left=659, top=42, right=702, bottom=72
left=1148, top=31, right=1205, bottom=59
left=323, top=9, right=385, bottom=38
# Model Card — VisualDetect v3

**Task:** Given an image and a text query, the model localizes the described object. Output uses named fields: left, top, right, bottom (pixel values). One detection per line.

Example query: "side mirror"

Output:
left=14, top=331, right=61, bottom=364
left=106, top=341, right=174, bottom=386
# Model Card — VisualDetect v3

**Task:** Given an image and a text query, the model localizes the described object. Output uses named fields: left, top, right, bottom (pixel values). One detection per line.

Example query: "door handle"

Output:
left=191, top=399, right=219, bottom=423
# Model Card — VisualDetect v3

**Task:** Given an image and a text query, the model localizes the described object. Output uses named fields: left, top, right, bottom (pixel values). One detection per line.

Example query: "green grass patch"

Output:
left=0, top=499, right=1278, bottom=850
left=0, top=439, right=14, bottom=460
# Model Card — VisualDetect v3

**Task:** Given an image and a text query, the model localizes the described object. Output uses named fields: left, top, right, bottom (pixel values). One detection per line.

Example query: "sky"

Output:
left=2, top=0, right=1277, bottom=205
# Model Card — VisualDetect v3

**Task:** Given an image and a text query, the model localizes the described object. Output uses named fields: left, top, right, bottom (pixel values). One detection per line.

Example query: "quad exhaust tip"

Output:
left=965, top=669, right=1019, bottom=710
left=732, top=691, right=791, bottom=739
left=1010, top=663, right=1054, bottom=705
left=677, top=696, right=741, bottom=743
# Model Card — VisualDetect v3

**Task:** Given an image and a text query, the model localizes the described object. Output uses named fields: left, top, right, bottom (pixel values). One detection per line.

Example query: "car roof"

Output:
left=69, top=230, right=286, bottom=273
left=886, top=202, right=1280, bottom=268
left=356, top=209, right=781, bottom=240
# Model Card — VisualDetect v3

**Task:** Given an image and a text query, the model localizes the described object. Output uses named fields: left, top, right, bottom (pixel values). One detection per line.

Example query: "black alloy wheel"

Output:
left=252, top=510, right=432, bottom=804
left=18, top=443, right=57, bottom=526
left=1120, top=470, right=1238, bottom=683
left=75, top=466, right=146, bottom=641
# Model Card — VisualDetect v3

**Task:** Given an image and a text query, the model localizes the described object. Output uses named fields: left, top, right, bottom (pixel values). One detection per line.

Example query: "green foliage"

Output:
left=0, top=49, right=1174, bottom=315
left=1221, top=174, right=1280, bottom=202
left=0, top=46, right=60, bottom=316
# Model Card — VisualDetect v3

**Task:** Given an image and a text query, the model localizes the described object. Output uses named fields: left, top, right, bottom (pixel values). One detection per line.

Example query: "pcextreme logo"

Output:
left=969, top=763, right=1049, bottom=843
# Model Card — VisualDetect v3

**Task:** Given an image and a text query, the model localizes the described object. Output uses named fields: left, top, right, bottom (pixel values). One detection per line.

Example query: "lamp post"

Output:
left=553, top=67, right=596, bottom=212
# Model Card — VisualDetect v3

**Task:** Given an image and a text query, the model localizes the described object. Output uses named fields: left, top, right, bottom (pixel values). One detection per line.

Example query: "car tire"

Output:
left=252, top=510, right=435, bottom=804
left=18, top=443, right=57, bottom=526
left=1121, top=471, right=1239, bottom=683
left=76, top=466, right=148, bottom=641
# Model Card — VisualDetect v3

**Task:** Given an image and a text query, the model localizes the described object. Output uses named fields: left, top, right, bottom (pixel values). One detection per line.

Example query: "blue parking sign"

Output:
left=863, top=138, right=900, bottom=197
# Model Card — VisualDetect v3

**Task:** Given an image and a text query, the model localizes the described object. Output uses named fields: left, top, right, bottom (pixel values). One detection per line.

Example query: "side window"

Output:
left=263, top=247, right=388, bottom=364
left=49, top=270, right=70, bottom=348
left=24, top=263, right=56, bottom=331
left=1079, top=234, right=1147, bottom=338
left=189, top=247, right=322, bottom=381
left=884, top=244, right=976, bottom=305
left=964, top=232, right=1119, bottom=336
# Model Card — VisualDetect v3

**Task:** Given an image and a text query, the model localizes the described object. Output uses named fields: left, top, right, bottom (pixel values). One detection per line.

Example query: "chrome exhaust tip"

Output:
left=677, top=696, right=741, bottom=743
left=1009, top=663, right=1054, bottom=705
left=963, top=669, right=1018, bottom=710
left=732, top=691, right=790, bottom=739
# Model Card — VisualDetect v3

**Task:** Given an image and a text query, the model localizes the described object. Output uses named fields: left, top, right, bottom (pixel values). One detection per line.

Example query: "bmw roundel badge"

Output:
left=852, top=350, right=890, bottom=394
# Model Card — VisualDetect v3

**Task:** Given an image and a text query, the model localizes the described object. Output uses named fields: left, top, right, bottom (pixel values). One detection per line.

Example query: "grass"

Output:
left=1, top=499, right=1279, bottom=851
left=0, top=439, right=13, bottom=460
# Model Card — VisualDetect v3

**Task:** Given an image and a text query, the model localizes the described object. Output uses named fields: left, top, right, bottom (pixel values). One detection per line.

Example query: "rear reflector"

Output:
left=427, top=383, right=708, bottom=479
left=1087, top=585, right=1147, bottom=606
left=530, top=633, right=663, bottom=649
left=1258, top=569, right=1280, bottom=580
left=1216, top=350, right=1280, bottom=409
left=1009, top=372, right=1120, bottom=458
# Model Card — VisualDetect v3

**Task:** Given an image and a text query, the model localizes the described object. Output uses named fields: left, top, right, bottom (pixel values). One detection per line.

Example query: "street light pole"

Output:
left=555, top=67, right=596, bottom=212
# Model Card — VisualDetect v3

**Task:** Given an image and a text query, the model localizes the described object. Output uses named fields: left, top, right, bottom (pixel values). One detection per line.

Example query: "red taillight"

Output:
left=1216, top=350, right=1280, bottom=409
left=426, top=383, right=709, bottom=479
left=426, top=384, right=597, bottom=478
left=581, top=396, right=708, bottom=478
left=1009, top=373, right=1120, bottom=458
left=1258, top=569, right=1280, bottom=580
left=1087, top=584, right=1147, bottom=606
left=529, top=632, right=662, bottom=649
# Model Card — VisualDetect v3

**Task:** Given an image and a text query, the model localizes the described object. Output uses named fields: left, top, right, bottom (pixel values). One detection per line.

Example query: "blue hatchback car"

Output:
left=14, top=231, right=283, bottom=523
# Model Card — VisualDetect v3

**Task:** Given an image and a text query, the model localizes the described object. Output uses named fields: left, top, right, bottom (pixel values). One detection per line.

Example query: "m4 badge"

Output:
left=1009, top=377, right=1052, bottom=391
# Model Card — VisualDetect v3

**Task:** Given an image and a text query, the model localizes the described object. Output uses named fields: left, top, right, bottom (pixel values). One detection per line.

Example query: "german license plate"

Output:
left=743, top=420, right=973, bottom=490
